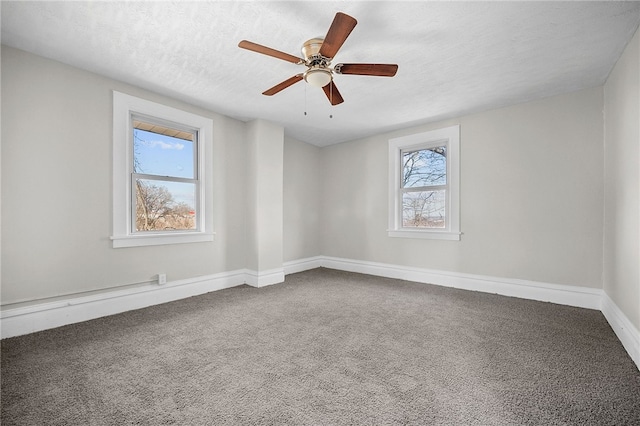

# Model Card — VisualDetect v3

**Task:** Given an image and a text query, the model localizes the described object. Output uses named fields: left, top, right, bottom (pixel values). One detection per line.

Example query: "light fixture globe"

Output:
left=304, top=66, right=332, bottom=87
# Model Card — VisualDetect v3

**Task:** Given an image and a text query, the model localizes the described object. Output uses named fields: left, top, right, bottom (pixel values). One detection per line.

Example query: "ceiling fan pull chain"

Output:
left=329, top=83, right=333, bottom=118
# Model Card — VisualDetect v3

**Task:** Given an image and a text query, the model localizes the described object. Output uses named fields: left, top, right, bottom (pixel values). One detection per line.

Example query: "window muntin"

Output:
left=388, top=125, right=460, bottom=240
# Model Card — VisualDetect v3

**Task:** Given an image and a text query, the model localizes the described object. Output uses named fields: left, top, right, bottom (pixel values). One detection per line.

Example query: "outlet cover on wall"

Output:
left=158, top=273, right=167, bottom=285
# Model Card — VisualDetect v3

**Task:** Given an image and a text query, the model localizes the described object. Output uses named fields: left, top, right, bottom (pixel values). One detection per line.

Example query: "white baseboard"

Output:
left=244, top=267, right=285, bottom=288
left=320, top=256, right=603, bottom=310
left=601, top=293, right=640, bottom=368
left=283, top=256, right=324, bottom=275
left=0, top=269, right=247, bottom=339
left=0, top=266, right=286, bottom=339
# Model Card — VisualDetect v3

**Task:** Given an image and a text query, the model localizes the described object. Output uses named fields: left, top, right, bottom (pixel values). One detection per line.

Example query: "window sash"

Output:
left=400, top=145, right=447, bottom=189
left=399, top=181, right=449, bottom=230
left=401, top=189, right=447, bottom=229
left=130, top=174, right=201, bottom=234
left=131, top=114, right=199, bottom=180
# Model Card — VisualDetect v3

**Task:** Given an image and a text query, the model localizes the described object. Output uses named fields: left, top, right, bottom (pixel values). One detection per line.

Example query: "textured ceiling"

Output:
left=2, top=1, right=639, bottom=147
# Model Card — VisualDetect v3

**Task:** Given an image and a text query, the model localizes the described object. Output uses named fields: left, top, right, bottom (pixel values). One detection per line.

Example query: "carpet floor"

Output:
left=2, top=268, right=639, bottom=425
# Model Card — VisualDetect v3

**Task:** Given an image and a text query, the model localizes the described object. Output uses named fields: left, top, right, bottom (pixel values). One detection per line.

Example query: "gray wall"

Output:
left=283, top=136, right=322, bottom=262
left=1, top=46, right=248, bottom=304
left=245, top=119, right=285, bottom=273
left=604, top=28, right=640, bottom=330
left=321, top=87, right=604, bottom=288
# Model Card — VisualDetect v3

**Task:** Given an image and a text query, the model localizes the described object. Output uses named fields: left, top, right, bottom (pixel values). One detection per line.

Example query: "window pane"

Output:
left=402, top=190, right=446, bottom=228
left=133, top=127, right=195, bottom=179
left=135, top=179, right=197, bottom=232
left=402, top=146, right=446, bottom=188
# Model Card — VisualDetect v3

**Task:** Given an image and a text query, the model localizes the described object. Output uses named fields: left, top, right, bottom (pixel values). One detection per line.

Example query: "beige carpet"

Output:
left=2, top=268, right=639, bottom=425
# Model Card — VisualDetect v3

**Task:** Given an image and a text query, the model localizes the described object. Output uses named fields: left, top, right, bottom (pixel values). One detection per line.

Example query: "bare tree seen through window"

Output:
left=401, top=146, right=447, bottom=228
left=133, top=124, right=197, bottom=232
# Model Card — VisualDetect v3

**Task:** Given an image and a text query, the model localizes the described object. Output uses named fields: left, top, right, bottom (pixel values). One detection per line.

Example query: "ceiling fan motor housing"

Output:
left=302, top=38, right=326, bottom=61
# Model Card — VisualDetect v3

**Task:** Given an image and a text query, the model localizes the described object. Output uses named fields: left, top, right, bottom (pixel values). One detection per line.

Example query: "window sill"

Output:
left=111, top=232, right=215, bottom=248
left=387, top=229, right=461, bottom=241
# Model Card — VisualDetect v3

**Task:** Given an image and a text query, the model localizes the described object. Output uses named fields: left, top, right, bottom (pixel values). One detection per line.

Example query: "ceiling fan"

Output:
left=238, top=12, right=398, bottom=105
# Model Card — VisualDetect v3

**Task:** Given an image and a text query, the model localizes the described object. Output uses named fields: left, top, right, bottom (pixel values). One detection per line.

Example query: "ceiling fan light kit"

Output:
left=304, top=66, right=333, bottom=87
left=238, top=12, right=398, bottom=105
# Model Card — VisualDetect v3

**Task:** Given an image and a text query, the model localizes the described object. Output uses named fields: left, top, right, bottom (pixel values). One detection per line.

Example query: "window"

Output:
left=388, top=125, right=460, bottom=240
left=112, top=91, right=214, bottom=248
left=132, top=118, right=198, bottom=232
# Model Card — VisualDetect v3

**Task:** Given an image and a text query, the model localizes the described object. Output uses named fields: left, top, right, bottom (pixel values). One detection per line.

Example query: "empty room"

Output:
left=1, top=1, right=639, bottom=424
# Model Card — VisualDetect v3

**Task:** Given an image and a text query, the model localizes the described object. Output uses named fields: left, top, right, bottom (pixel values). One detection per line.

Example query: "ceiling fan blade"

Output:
left=335, top=63, right=398, bottom=77
left=319, top=12, right=357, bottom=59
left=262, top=74, right=304, bottom=96
left=238, top=40, right=303, bottom=64
left=322, top=81, right=344, bottom=106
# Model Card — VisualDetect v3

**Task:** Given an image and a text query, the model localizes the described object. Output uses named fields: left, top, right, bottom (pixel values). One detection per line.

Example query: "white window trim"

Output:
left=388, top=125, right=461, bottom=241
left=111, top=91, right=214, bottom=248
